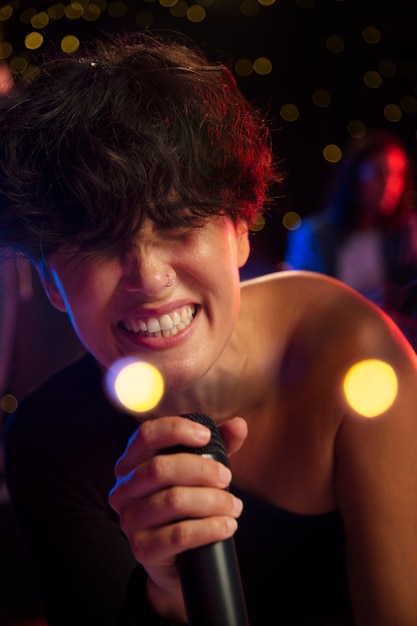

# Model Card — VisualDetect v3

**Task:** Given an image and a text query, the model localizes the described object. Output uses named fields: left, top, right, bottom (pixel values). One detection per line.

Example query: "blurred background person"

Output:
left=283, top=130, right=417, bottom=308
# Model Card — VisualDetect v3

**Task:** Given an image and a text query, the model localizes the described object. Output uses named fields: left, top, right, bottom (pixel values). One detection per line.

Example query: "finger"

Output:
left=115, top=416, right=211, bottom=475
left=131, top=516, right=239, bottom=565
left=109, top=453, right=232, bottom=511
left=120, top=486, right=243, bottom=533
left=218, top=417, right=248, bottom=456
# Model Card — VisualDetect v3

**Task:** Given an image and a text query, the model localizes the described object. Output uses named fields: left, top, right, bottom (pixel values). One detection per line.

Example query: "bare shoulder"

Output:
left=240, top=270, right=417, bottom=419
left=240, top=269, right=371, bottom=327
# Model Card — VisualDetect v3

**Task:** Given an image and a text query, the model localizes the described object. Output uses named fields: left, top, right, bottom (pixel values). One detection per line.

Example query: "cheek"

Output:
left=53, top=267, right=116, bottom=329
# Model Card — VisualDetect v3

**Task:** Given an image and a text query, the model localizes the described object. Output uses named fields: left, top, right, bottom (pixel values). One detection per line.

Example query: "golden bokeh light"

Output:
left=347, top=120, right=366, bottom=138
left=343, top=359, right=398, bottom=418
left=83, top=4, right=102, bottom=22
left=253, top=57, right=272, bottom=76
left=25, top=32, right=44, bottom=51
left=0, top=42, right=13, bottom=60
left=106, top=358, right=165, bottom=414
left=280, top=103, right=299, bottom=122
left=48, top=4, right=66, bottom=20
left=240, top=0, right=260, bottom=17
left=0, top=5, right=13, bottom=21
left=384, top=103, right=402, bottom=123
left=0, top=393, right=18, bottom=414
left=61, top=35, right=80, bottom=53
left=31, top=12, right=49, bottom=29
left=250, top=214, right=266, bottom=232
left=9, top=55, right=28, bottom=74
left=234, top=58, right=253, bottom=77
left=19, top=8, right=37, bottom=24
left=282, top=211, right=301, bottom=231
left=187, top=5, right=206, bottom=23
left=323, top=144, right=342, bottom=164
left=325, top=35, right=344, bottom=54
left=362, top=26, right=381, bottom=45
left=170, top=1, right=188, bottom=17
left=312, top=89, right=331, bottom=108
left=65, top=2, right=84, bottom=19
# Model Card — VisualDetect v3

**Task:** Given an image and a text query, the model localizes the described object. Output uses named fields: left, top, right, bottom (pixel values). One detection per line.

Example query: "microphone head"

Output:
left=159, top=412, right=228, bottom=466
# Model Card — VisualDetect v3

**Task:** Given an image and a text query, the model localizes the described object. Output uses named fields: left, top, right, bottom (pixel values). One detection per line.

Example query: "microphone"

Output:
left=159, top=412, right=250, bottom=626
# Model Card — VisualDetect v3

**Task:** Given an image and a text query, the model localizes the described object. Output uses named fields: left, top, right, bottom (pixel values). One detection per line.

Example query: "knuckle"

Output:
left=137, top=420, right=156, bottom=453
left=170, top=522, right=193, bottom=551
left=132, top=531, right=152, bottom=562
left=145, top=454, right=169, bottom=483
left=163, top=486, right=186, bottom=514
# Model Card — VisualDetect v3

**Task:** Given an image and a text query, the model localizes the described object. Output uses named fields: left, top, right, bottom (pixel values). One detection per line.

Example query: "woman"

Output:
left=284, top=131, right=417, bottom=307
left=1, top=34, right=417, bottom=626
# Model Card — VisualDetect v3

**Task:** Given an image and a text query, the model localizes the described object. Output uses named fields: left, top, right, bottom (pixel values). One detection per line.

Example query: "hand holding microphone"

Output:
left=107, top=359, right=249, bottom=625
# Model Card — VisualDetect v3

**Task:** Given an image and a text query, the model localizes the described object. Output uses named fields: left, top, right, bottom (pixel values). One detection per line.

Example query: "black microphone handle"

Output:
left=159, top=412, right=250, bottom=626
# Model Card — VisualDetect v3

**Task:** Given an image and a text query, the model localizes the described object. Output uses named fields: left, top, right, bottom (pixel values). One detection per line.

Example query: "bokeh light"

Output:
left=240, top=0, right=259, bottom=17
left=25, top=32, right=44, bottom=50
left=170, top=2, right=188, bottom=18
left=0, top=393, right=18, bottom=414
left=250, top=214, right=266, bottom=232
left=253, top=56, right=272, bottom=76
left=234, top=58, right=253, bottom=77
left=384, top=103, right=402, bottom=123
left=363, top=70, right=382, bottom=89
left=343, top=359, right=398, bottom=418
left=323, top=143, right=342, bottom=164
left=280, top=103, right=299, bottom=122
left=61, top=35, right=80, bottom=53
left=106, top=357, right=164, bottom=414
left=0, top=5, right=13, bottom=21
left=312, top=89, right=331, bottom=108
left=362, top=26, right=381, bottom=45
left=325, top=35, right=344, bottom=54
left=0, top=41, right=13, bottom=59
left=347, top=120, right=366, bottom=138
left=282, top=211, right=301, bottom=231
left=187, top=5, right=206, bottom=23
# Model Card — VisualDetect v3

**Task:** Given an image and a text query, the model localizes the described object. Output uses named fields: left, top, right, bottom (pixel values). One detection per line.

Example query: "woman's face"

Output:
left=356, top=146, right=407, bottom=221
left=38, top=216, right=250, bottom=391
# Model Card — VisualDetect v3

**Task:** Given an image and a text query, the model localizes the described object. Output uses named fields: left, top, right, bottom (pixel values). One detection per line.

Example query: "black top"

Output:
left=4, top=353, right=353, bottom=626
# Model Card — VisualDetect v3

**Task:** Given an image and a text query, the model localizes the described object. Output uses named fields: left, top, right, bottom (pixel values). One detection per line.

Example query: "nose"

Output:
left=122, top=247, right=175, bottom=297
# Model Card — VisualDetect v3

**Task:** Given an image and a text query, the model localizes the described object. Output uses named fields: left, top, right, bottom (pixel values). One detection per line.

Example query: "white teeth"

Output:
left=147, top=317, right=161, bottom=333
left=122, top=305, right=195, bottom=337
left=160, top=314, right=174, bottom=331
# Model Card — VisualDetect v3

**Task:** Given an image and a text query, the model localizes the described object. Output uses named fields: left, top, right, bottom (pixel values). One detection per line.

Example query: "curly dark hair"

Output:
left=0, top=32, right=282, bottom=261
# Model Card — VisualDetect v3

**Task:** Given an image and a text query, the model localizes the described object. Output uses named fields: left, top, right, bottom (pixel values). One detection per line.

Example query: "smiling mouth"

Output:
left=120, top=305, right=196, bottom=338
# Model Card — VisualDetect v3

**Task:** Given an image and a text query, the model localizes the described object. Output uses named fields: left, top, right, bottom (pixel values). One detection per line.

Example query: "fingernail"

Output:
left=226, top=518, right=238, bottom=533
left=194, top=424, right=210, bottom=441
left=218, top=464, right=232, bottom=485
left=232, top=496, right=243, bottom=515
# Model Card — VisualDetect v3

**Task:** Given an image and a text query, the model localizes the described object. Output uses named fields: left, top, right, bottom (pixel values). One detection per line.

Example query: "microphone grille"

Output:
left=181, top=412, right=226, bottom=459
left=158, top=412, right=227, bottom=464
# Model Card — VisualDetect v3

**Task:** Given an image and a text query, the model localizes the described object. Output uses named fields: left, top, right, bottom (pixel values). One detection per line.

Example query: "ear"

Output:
left=235, top=220, right=251, bottom=268
left=35, top=262, right=68, bottom=312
